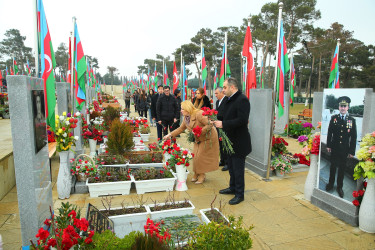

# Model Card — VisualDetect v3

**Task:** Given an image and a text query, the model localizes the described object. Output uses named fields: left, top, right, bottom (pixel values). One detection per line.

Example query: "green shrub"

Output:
left=130, top=234, right=169, bottom=250
left=90, top=230, right=141, bottom=250
left=102, top=106, right=120, bottom=129
left=188, top=216, right=253, bottom=250
left=107, top=118, right=134, bottom=155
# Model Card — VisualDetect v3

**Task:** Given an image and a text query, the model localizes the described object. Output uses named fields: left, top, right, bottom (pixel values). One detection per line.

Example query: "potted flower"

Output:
left=131, top=167, right=176, bottom=194
left=126, top=151, right=164, bottom=168
left=161, top=139, right=177, bottom=163
left=82, top=117, right=104, bottom=157
left=99, top=196, right=149, bottom=238
left=139, top=124, right=151, bottom=142
left=70, top=154, right=98, bottom=182
left=146, top=196, right=195, bottom=220
left=55, top=112, right=79, bottom=199
left=166, top=147, right=193, bottom=191
left=353, top=131, right=375, bottom=233
left=272, top=136, right=289, bottom=157
left=86, top=168, right=132, bottom=197
left=270, top=155, right=293, bottom=177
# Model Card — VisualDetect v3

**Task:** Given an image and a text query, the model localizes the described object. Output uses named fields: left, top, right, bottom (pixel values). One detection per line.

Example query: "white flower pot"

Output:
left=57, top=151, right=72, bottom=199
left=100, top=206, right=149, bottom=238
left=131, top=175, right=176, bottom=194
left=86, top=179, right=132, bottom=197
left=359, top=178, right=375, bottom=233
left=175, top=165, right=188, bottom=191
left=147, top=200, right=195, bottom=220
left=89, top=139, right=97, bottom=158
left=133, top=136, right=142, bottom=144
left=164, top=152, right=171, bottom=164
left=140, top=133, right=150, bottom=142
left=200, top=208, right=229, bottom=224
left=275, top=170, right=285, bottom=177
left=304, top=154, right=319, bottom=201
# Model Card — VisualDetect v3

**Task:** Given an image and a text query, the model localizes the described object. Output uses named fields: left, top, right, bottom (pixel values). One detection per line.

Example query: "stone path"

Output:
left=0, top=98, right=374, bottom=249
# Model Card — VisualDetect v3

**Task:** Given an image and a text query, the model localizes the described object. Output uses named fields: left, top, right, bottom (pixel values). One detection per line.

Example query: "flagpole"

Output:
left=180, top=50, right=183, bottom=89
left=200, top=39, right=203, bottom=88
left=162, top=59, right=165, bottom=86
left=265, top=2, right=283, bottom=181
left=33, top=0, right=39, bottom=77
left=336, top=38, right=340, bottom=87
left=71, top=18, right=76, bottom=112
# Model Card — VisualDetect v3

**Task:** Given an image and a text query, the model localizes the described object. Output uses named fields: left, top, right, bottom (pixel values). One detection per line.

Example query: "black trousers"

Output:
left=156, top=123, right=163, bottom=141
left=227, top=156, right=245, bottom=198
left=217, top=128, right=227, bottom=165
left=161, top=120, right=174, bottom=137
left=139, top=109, right=148, bottom=118
left=125, top=100, right=130, bottom=110
left=329, top=150, right=348, bottom=189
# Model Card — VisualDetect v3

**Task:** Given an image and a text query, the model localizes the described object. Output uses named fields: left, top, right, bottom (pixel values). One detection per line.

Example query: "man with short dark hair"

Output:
left=326, top=96, right=357, bottom=198
left=213, top=77, right=251, bottom=205
left=151, top=85, right=164, bottom=140
left=156, top=86, right=179, bottom=137
left=215, top=87, right=228, bottom=170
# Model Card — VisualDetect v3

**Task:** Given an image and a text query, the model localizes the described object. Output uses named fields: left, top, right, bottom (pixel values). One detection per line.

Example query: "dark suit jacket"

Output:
left=327, top=114, right=357, bottom=156
left=216, top=96, right=228, bottom=121
left=222, top=91, right=251, bottom=158
left=151, top=93, right=160, bottom=120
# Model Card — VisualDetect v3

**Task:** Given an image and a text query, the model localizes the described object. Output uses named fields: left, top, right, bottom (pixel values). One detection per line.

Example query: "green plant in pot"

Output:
left=102, top=106, right=120, bottom=129
left=106, top=118, right=134, bottom=155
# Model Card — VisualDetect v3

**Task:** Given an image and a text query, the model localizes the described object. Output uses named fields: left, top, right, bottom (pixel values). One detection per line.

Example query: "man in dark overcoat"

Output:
left=213, top=78, right=251, bottom=205
left=215, top=86, right=228, bottom=170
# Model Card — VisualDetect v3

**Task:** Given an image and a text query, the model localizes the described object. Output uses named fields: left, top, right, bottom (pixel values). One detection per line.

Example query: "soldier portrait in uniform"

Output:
left=318, top=89, right=365, bottom=201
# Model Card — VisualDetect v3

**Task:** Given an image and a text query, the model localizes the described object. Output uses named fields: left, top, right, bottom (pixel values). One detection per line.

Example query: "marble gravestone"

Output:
left=7, top=76, right=53, bottom=247
left=311, top=92, right=323, bottom=131
left=311, top=88, right=374, bottom=226
left=245, top=89, right=273, bottom=177
left=56, top=82, right=72, bottom=116
left=274, top=91, right=290, bottom=134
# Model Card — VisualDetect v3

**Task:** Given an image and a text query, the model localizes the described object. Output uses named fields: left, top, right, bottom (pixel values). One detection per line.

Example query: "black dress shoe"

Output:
left=222, top=165, right=229, bottom=171
left=229, top=197, right=244, bottom=205
left=337, top=188, right=344, bottom=198
left=325, top=183, right=334, bottom=192
left=219, top=188, right=235, bottom=195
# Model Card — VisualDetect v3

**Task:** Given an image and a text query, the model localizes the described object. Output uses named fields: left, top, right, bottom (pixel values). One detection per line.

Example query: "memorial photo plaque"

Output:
left=31, top=90, right=47, bottom=154
left=318, top=88, right=365, bottom=202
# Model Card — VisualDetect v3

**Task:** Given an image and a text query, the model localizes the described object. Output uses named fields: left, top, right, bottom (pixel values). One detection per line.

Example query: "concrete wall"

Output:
left=0, top=153, right=15, bottom=200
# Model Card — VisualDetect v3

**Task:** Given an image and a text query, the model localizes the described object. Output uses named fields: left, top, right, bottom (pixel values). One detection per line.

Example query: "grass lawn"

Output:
left=289, top=103, right=309, bottom=116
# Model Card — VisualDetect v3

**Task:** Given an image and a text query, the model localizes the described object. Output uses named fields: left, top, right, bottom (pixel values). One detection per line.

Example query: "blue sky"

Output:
left=0, top=0, right=374, bottom=77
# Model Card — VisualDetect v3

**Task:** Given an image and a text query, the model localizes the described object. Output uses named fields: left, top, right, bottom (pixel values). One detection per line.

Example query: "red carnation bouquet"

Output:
left=192, top=126, right=202, bottom=138
left=201, top=107, right=234, bottom=154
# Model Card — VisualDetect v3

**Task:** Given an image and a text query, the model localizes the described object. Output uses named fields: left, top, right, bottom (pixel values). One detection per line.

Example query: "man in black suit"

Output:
left=156, top=86, right=179, bottom=137
left=151, top=85, right=164, bottom=140
left=326, top=96, right=357, bottom=198
left=214, top=87, right=228, bottom=171
left=213, top=78, right=251, bottom=205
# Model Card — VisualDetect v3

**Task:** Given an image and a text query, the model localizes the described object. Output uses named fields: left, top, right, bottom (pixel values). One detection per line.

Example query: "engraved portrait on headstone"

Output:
left=32, top=90, right=47, bottom=153
left=318, top=88, right=365, bottom=202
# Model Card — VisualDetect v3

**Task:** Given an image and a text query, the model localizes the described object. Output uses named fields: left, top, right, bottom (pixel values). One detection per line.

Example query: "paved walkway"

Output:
left=0, top=100, right=374, bottom=249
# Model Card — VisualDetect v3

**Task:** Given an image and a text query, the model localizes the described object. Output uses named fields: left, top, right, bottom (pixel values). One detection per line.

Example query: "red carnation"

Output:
left=352, top=191, right=359, bottom=198
left=352, top=199, right=360, bottom=206
left=358, top=190, right=365, bottom=196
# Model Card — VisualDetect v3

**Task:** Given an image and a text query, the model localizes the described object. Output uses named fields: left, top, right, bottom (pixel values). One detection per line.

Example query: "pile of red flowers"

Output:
left=166, top=146, right=193, bottom=169
left=352, top=181, right=367, bottom=206
left=310, top=133, right=321, bottom=155
left=201, top=107, right=218, bottom=119
left=192, top=126, right=202, bottom=138
left=32, top=208, right=94, bottom=250
left=272, top=136, right=289, bottom=155
left=82, top=127, right=103, bottom=141
left=47, top=126, right=56, bottom=142
left=144, top=218, right=171, bottom=243
left=161, top=139, right=176, bottom=154
left=293, top=153, right=310, bottom=166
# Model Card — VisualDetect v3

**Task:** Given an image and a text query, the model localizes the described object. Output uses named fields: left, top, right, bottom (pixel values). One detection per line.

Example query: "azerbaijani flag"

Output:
left=73, top=22, right=87, bottom=110
left=242, top=24, right=257, bottom=98
left=276, top=20, right=290, bottom=117
left=328, top=45, right=339, bottom=88
left=218, top=43, right=231, bottom=87
left=290, top=55, right=295, bottom=106
left=154, top=64, right=158, bottom=86
left=259, top=59, right=264, bottom=89
left=10, top=66, right=14, bottom=75
left=201, top=48, right=207, bottom=93
left=13, top=58, right=19, bottom=75
left=172, top=61, right=179, bottom=93
left=37, top=0, right=56, bottom=130
left=26, top=60, right=31, bottom=75
left=147, top=67, right=150, bottom=90
left=213, top=67, right=217, bottom=91
left=164, top=64, right=169, bottom=86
